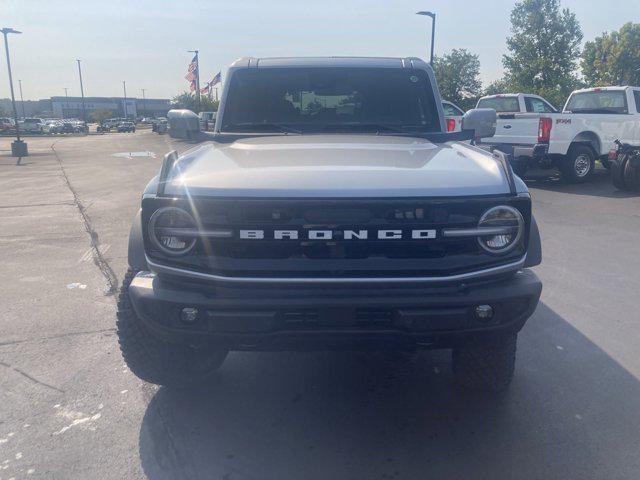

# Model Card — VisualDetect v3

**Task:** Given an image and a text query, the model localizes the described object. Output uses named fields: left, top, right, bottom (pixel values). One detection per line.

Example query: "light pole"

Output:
left=76, top=59, right=86, bottom=122
left=18, top=79, right=25, bottom=118
left=63, top=87, right=69, bottom=118
left=141, top=88, right=146, bottom=118
left=416, top=11, right=436, bottom=66
left=1, top=27, right=27, bottom=157
left=122, top=81, right=127, bottom=119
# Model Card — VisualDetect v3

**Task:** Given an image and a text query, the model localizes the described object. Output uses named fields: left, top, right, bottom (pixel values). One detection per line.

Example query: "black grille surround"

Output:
left=142, top=195, right=531, bottom=280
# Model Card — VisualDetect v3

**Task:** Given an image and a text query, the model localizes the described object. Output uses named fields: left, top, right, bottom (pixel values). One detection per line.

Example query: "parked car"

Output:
left=42, top=120, right=63, bottom=134
left=71, top=120, right=88, bottom=133
left=442, top=100, right=464, bottom=132
left=59, top=121, right=76, bottom=134
left=117, top=56, right=542, bottom=392
left=0, top=117, right=15, bottom=132
left=19, top=118, right=44, bottom=133
left=117, top=121, right=136, bottom=133
left=477, top=87, right=640, bottom=182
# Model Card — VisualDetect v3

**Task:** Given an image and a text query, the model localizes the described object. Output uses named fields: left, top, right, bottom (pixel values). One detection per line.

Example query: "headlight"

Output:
left=477, top=205, right=524, bottom=254
left=148, top=207, right=197, bottom=256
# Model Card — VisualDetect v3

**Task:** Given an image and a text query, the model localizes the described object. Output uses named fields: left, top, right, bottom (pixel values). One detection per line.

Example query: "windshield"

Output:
left=477, top=96, right=520, bottom=113
left=565, top=90, right=628, bottom=114
left=221, top=67, right=441, bottom=133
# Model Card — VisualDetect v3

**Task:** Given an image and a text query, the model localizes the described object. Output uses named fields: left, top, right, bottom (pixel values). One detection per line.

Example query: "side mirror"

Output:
left=461, top=108, right=497, bottom=140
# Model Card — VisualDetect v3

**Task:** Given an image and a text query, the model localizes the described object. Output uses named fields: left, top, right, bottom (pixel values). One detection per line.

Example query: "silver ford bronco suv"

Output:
left=117, top=57, right=542, bottom=391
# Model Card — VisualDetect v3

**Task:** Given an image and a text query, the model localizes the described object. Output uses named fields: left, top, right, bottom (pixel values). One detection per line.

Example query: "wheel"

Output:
left=117, top=268, right=228, bottom=388
left=452, top=334, right=517, bottom=391
left=611, top=154, right=630, bottom=190
left=623, top=155, right=640, bottom=192
left=560, top=145, right=595, bottom=183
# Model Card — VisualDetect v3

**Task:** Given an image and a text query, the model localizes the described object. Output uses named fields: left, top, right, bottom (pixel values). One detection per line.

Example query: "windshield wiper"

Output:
left=222, top=122, right=303, bottom=134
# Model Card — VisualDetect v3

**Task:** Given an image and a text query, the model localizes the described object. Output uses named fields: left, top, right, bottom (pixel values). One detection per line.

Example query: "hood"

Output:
left=162, top=135, right=513, bottom=198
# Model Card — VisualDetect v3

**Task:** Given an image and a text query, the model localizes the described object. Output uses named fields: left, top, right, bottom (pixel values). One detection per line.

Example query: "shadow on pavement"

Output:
left=524, top=167, right=640, bottom=198
left=138, top=303, right=640, bottom=479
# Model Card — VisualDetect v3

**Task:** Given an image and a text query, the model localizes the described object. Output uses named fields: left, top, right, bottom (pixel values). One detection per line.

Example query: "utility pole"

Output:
left=122, top=80, right=127, bottom=119
left=141, top=88, right=146, bottom=117
left=1, top=27, right=27, bottom=156
left=64, top=87, right=69, bottom=118
left=416, top=11, right=436, bottom=66
left=76, top=59, right=86, bottom=122
left=188, top=49, right=200, bottom=109
left=18, top=79, right=25, bottom=118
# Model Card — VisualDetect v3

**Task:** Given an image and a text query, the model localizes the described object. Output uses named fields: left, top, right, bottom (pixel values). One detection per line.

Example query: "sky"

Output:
left=2, top=0, right=639, bottom=100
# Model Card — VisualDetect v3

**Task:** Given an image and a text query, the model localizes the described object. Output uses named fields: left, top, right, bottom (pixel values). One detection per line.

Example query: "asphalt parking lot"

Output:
left=1, top=131, right=640, bottom=480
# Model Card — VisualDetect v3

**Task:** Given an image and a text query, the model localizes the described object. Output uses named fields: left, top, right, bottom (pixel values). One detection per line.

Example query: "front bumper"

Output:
left=128, top=269, right=542, bottom=351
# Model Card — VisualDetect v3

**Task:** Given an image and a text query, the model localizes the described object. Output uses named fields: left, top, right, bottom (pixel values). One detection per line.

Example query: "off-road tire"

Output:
left=611, top=154, right=630, bottom=190
left=452, top=334, right=517, bottom=391
left=117, top=268, right=228, bottom=388
left=623, top=155, right=640, bottom=192
left=560, top=145, right=595, bottom=183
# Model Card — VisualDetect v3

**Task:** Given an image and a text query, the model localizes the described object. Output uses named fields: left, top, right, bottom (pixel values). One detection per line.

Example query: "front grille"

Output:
left=143, top=196, right=530, bottom=279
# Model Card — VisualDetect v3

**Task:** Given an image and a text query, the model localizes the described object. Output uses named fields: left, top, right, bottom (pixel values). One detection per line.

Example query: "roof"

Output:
left=570, top=86, right=638, bottom=94
left=229, top=56, right=429, bottom=69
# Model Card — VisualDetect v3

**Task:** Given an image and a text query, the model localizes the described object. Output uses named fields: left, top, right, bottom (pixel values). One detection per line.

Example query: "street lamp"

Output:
left=141, top=88, right=146, bottom=118
left=416, top=11, right=436, bottom=66
left=63, top=87, right=69, bottom=118
left=76, top=59, right=86, bottom=122
left=1, top=27, right=27, bottom=157
left=122, top=80, right=127, bottom=119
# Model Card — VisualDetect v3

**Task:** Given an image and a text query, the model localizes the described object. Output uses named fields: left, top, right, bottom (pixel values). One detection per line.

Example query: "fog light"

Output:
left=474, top=304, right=494, bottom=322
left=180, top=307, right=199, bottom=324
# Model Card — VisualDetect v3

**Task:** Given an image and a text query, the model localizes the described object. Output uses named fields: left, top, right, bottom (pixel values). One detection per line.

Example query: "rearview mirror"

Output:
left=461, top=108, right=497, bottom=140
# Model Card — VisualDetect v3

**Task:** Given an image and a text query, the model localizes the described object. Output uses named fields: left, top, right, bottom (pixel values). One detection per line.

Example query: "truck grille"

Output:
left=142, top=197, right=530, bottom=279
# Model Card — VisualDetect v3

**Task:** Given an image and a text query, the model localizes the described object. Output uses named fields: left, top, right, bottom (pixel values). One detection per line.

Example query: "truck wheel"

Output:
left=116, top=268, right=228, bottom=388
left=623, top=156, right=640, bottom=192
left=452, top=334, right=517, bottom=391
left=561, top=145, right=595, bottom=183
left=611, top=154, right=629, bottom=190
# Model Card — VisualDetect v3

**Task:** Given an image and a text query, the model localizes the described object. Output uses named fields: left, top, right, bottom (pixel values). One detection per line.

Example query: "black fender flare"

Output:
left=128, top=209, right=149, bottom=271
left=524, top=215, right=542, bottom=268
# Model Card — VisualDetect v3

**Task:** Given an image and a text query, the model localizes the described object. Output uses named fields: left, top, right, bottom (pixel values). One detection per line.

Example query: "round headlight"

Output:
left=477, top=205, right=524, bottom=254
left=148, top=207, right=197, bottom=256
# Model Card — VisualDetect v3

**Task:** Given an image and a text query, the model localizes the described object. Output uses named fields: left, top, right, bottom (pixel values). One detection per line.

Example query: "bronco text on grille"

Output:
left=117, top=57, right=542, bottom=391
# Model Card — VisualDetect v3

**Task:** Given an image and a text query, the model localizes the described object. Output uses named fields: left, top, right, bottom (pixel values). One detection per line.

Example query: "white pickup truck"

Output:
left=477, top=87, right=640, bottom=182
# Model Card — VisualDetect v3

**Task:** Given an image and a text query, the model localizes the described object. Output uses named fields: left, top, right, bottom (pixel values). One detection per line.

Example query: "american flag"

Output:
left=210, top=71, right=221, bottom=86
left=185, top=54, right=198, bottom=90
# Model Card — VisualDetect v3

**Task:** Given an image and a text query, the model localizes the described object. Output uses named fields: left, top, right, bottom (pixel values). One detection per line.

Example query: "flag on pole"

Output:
left=199, top=83, right=210, bottom=94
left=210, top=71, right=221, bottom=86
left=185, top=54, right=198, bottom=91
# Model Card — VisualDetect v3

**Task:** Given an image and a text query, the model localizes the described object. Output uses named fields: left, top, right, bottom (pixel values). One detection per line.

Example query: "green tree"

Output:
left=433, top=49, right=482, bottom=110
left=483, top=78, right=512, bottom=96
left=502, top=0, right=583, bottom=107
left=581, top=22, right=640, bottom=86
left=171, top=92, right=219, bottom=113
